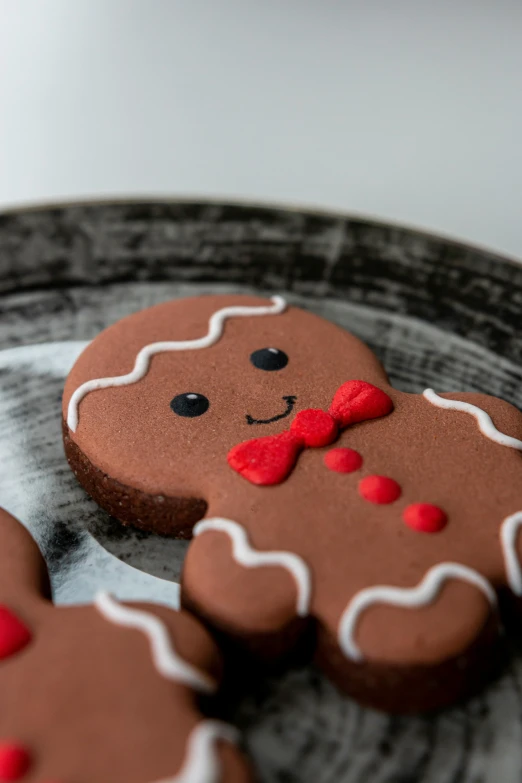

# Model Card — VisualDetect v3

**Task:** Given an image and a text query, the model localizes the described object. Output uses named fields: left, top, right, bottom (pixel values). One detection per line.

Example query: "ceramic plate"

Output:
left=1, top=201, right=522, bottom=783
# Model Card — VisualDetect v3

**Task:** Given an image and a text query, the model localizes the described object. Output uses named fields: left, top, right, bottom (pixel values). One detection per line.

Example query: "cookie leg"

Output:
left=316, top=576, right=502, bottom=713
left=182, top=522, right=311, bottom=663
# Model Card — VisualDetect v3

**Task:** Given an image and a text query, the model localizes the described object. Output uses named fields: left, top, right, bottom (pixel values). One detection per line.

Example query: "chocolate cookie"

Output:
left=0, top=507, right=252, bottom=782
left=63, top=294, right=522, bottom=712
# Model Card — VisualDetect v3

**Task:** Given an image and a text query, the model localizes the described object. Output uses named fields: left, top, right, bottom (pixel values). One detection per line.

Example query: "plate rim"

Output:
left=0, top=195, right=520, bottom=271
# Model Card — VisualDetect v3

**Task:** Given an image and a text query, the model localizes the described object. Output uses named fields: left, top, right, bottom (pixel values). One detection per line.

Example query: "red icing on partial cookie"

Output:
left=403, top=503, right=448, bottom=533
left=0, top=607, right=31, bottom=659
left=329, top=380, right=393, bottom=427
left=290, top=409, right=338, bottom=448
left=359, top=475, right=402, bottom=504
left=324, top=448, right=363, bottom=473
left=0, top=744, right=31, bottom=781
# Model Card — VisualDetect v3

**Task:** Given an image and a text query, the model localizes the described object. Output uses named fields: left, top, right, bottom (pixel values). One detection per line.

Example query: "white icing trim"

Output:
left=501, top=511, right=522, bottom=596
left=338, top=563, right=497, bottom=662
left=423, top=389, right=522, bottom=450
left=193, top=518, right=311, bottom=617
left=67, top=295, right=287, bottom=431
left=95, top=592, right=216, bottom=693
left=152, top=720, right=239, bottom=783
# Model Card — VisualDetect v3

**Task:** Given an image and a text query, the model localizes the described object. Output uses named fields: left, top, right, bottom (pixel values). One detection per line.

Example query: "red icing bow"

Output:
left=228, top=380, right=393, bottom=485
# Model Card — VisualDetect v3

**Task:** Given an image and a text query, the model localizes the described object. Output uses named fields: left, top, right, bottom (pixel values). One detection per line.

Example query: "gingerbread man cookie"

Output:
left=0, top=507, right=252, bottom=782
left=63, top=295, right=522, bottom=712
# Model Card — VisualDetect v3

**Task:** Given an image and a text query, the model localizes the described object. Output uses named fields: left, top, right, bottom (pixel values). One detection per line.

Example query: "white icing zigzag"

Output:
left=423, top=389, right=522, bottom=450
left=193, top=518, right=312, bottom=617
left=153, top=720, right=239, bottom=783
left=501, top=511, right=522, bottom=596
left=95, top=592, right=216, bottom=693
left=338, top=563, right=497, bottom=663
left=67, top=295, right=287, bottom=431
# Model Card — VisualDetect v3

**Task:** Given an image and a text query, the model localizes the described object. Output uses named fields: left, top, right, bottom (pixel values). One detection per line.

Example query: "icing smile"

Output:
left=246, top=395, right=297, bottom=425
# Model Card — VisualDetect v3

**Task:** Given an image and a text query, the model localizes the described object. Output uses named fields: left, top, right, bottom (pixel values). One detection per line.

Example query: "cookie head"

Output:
left=62, top=294, right=389, bottom=533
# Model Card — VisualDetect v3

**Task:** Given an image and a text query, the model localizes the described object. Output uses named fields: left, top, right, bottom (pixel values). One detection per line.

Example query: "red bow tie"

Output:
left=228, top=380, right=393, bottom=485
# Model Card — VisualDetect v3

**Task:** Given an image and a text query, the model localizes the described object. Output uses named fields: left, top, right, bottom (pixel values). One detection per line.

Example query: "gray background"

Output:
left=1, top=1, right=522, bottom=259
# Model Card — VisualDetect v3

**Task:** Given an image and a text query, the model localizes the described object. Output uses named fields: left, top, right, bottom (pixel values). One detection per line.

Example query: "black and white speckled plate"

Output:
left=1, top=200, right=522, bottom=783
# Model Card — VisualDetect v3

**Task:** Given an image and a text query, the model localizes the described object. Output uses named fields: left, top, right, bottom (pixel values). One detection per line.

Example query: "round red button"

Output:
left=358, top=475, right=401, bottom=504
left=324, top=448, right=363, bottom=473
left=403, top=503, right=448, bottom=533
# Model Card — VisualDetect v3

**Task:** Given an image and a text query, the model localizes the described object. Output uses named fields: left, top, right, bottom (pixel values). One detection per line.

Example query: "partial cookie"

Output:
left=63, top=294, right=522, bottom=712
left=0, top=507, right=252, bottom=782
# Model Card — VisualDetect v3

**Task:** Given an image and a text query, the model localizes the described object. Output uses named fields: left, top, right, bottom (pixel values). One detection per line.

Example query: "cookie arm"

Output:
left=0, top=508, right=51, bottom=606
left=424, top=390, right=522, bottom=619
left=423, top=390, right=522, bottom=448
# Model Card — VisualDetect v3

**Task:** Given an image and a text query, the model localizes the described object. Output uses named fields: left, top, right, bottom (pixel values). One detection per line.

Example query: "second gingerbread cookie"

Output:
left=63, top=294, right=522, bottom=712
left=0, top=507, right=252, bottom=782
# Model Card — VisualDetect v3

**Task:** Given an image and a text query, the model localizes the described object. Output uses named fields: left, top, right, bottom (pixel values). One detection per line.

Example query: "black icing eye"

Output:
left=170, top=393, right=210, bottom=418
left=250, top=348, right=289, bottom=372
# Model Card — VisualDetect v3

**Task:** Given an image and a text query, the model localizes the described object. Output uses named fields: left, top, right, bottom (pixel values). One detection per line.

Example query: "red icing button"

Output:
left=0, top=744, right=31, bottom=781
left=290, top=409, right=338, bottom=448
left=0, top=607, right=31, bottom=660
left=359, top=475, right=401, bottom=504
left=403, top=503, right=448, bottom=533
left=324, top=448, right=363, bottom=473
